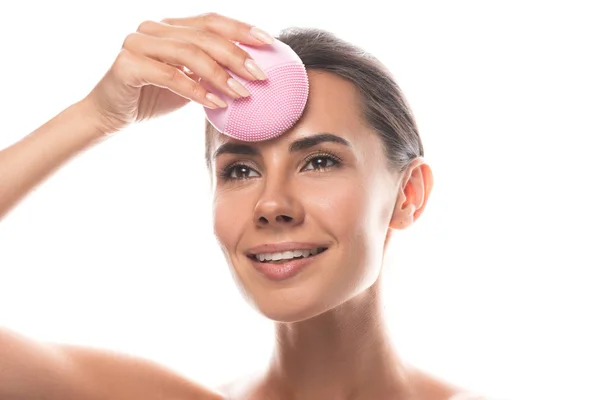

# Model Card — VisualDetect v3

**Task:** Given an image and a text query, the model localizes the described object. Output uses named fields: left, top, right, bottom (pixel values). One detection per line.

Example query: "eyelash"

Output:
left=218, top=151, right=343, bottom=182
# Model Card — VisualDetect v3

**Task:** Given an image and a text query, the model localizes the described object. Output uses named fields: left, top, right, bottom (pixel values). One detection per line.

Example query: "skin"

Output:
left=208, top=70, right=453, bottom=399
left=0, top=12, right=478, bottom=400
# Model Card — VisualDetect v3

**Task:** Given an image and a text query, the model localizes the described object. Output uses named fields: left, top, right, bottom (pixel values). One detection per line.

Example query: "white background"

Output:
left=0, top=1, right=598, bottom=399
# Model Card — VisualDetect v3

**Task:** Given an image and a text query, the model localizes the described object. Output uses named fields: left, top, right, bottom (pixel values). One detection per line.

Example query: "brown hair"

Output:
left=205, top=27, right=423, bottom=172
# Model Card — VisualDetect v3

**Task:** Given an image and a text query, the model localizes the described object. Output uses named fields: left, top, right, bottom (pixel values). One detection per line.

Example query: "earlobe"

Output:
left=389, top=158, right=434, bottom=230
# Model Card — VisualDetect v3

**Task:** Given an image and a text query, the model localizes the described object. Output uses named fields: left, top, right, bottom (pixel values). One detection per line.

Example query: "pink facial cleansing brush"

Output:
left=203, top=39, right=309, bottom=142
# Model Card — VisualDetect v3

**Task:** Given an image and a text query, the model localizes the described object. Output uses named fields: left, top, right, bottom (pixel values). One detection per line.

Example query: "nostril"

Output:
left=256, top=214, right=294, bottom=224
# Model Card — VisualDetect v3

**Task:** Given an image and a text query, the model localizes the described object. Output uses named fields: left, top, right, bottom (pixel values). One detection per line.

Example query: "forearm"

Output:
left=0, top=99, right=107, bottom=220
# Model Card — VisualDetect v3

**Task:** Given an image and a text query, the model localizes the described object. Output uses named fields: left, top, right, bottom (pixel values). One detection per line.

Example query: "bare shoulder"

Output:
left=405, top=365, right=497, bottom=400
left=0, top=327, right=224, bottom=400
left=57, top=343, right=226, bottom=400
left=214, top=371, right=261, bottom=400
left=447, top=394, right=514, bottom=400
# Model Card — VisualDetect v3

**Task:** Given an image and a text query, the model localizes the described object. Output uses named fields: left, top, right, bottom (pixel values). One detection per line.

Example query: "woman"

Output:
left=0, top=12, right=491, bottom=400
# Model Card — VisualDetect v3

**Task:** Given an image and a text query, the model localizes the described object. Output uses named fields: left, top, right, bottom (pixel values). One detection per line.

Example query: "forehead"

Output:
left=209, top=70, right=371, bottom=151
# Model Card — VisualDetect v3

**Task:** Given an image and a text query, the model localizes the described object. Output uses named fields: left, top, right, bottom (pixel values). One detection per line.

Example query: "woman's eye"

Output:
left=226, top=164, right=259, bottom=180
left=303, top=155, right=338, bottom=171
left=221, top=154, right=340, bottom=181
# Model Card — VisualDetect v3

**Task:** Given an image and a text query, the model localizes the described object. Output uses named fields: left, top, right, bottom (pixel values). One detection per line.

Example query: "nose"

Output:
left=253, top=182, right=305, bottom=228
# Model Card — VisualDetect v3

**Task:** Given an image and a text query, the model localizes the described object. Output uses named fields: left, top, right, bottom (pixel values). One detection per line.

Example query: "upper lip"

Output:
left=245, top=242, right=329, bottom=256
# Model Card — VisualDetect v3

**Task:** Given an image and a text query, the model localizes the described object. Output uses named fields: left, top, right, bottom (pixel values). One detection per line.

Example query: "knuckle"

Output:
left=114, top=49, right=133, bottom=70
left=164, top=66, right=182, bottom=83
left=121, top=32, right=139, bottom=49
left=112, top=50, right=135, bottom=80
left=175, top=41, right=200, bottom=60
left=199, top=12, right=221, bottom=23
left=190, top=81, right=207, bottom=99
left=136, top=20, right=155, bottom=33
left=193, top=29, right=209, bottom=44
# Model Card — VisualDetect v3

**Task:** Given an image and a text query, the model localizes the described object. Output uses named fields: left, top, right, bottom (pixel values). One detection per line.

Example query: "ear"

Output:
left=389, top=157, right=434, bottom=230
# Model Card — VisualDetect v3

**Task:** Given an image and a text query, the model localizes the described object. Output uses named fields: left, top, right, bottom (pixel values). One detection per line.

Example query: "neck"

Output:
left=262, top=279, right=414, bottom=400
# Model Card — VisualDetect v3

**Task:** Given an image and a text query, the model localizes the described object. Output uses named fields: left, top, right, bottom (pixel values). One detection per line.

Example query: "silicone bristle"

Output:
left=224, top=63, right=309, bottom=141
left=204, top=39, right=310, bottom=141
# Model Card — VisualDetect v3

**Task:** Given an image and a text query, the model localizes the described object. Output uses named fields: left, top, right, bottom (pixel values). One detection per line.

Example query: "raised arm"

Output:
left=0, top=100, right=106, bottom=220
left=0, top=11, right=272, bottom=221
left=0, top=11, right=273, bottom=399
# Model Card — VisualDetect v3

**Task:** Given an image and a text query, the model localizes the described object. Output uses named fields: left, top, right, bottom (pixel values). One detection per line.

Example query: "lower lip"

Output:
left=249, top=250, right=326, bottom=281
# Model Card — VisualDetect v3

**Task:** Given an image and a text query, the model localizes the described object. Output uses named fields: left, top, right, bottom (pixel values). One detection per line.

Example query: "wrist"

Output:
left=73, top=96, right=121, bottom=140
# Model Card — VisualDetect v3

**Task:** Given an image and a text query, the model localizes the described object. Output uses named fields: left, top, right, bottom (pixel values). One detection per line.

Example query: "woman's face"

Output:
left=210, top=71, right=405, bottom=322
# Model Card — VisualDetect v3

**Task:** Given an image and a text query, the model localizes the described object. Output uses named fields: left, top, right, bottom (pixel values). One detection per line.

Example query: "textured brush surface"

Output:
left=204, top=39, right=309, bottom=142
left=224, top=63, right=309, bottom=141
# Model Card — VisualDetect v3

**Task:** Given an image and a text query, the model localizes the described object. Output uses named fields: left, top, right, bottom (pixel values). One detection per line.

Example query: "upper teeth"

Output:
left=254, top=248, right=321, bottom=262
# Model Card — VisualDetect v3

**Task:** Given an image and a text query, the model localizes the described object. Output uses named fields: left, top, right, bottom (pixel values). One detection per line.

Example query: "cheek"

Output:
left=314, top=174, right=390, bottom=261
left=308, top=177, right=384, bottom=298
left=212, top=191, right=247, bottom=249
left=308, top=177, right=370, bottom=238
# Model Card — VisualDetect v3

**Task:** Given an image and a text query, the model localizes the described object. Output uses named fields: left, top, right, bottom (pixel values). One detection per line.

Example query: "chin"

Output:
left=250, top=292, right=329, bottom=323
left=261, top=307, right=326, bottom=324
left=256, top=278, right=382, bottom=324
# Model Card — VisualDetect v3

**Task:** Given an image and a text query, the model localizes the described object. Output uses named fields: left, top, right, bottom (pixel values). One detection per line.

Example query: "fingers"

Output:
left=117, top=12, right=274, bottom=108
left=112, top=49, right=224, bottom=109
left=161, top=12, right=274, bottom=46
left=122, top=32, right=243, bottom=102
left=137, top=21, right=267, bottom=83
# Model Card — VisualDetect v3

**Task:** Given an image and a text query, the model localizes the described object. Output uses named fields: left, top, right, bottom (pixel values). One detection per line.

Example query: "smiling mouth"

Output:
left=249, top=247, right=328, bottom=264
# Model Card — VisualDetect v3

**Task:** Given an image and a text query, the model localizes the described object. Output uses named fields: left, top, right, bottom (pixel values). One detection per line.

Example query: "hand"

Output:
left=83, top=12, right=273, bottom=135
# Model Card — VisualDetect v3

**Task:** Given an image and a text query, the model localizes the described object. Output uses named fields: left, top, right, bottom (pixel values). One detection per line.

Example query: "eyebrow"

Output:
left=212, top=133, right=351, bottom=159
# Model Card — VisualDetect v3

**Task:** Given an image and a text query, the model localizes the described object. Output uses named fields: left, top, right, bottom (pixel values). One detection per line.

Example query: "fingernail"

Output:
left=244, top=58, right=267, bottom=80
left=206, top=92, right=227, bottom=108
left=249, top=26, right=274, bottom=44
left=227, top=78, right=251, bottom=97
